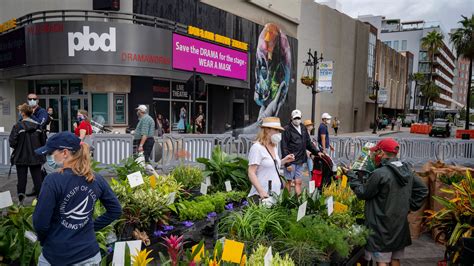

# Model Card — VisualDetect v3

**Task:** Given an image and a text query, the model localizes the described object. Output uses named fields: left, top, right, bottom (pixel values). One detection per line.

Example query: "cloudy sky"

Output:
left=329, top=0, right=473, bottom=32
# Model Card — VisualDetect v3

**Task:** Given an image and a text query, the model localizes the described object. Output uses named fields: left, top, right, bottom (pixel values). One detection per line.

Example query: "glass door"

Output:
left=39, top=96, right=61, bottom=132
left=61, top=97, right=88, bottom=132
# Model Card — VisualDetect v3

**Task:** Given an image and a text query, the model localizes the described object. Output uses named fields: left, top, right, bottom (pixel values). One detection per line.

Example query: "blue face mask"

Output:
left=46, top=154, right=62, bottom=169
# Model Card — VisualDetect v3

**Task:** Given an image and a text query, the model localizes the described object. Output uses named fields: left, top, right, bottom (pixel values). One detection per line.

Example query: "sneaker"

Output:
left=18, top=193, right=26, bottom=205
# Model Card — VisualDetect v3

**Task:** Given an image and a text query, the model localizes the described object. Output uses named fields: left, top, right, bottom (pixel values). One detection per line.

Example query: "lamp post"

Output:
left=417, top=91, right=423, bottom=122
left=372, top=80, right=380, bottom=134
left=301, top=49, right=323, bottom=134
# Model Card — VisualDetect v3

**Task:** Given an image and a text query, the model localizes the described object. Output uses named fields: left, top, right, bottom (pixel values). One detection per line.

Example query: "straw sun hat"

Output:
left=260, top=117, right=284, bottom=131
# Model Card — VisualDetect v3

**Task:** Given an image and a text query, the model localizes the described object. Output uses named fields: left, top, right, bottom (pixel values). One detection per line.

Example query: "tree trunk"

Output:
left=466, top=58, right=472, bottom=130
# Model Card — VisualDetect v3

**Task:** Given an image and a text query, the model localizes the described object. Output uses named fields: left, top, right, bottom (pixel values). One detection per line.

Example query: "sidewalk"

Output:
left=337, top=126, right=410, bottom=137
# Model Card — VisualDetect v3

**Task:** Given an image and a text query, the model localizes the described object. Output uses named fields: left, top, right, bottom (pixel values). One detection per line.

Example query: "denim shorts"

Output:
left=365, top=248, right=405, bottom=263
left=39, top=252, right=101, bottom=266
left=283, top=163, right=304, bottom=180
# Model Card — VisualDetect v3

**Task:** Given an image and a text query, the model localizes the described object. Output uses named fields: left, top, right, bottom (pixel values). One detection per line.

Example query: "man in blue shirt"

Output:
left=317, top=113, right=334, bottom=154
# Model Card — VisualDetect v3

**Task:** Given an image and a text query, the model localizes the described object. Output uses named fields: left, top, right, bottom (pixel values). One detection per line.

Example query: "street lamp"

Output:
left=301, top=49, right=323, bottom=134
left=372, top=80, right=380, bottom=134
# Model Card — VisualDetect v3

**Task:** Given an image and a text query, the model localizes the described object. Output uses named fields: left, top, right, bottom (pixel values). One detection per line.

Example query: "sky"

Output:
left=327, top=0, right=474, bottom=32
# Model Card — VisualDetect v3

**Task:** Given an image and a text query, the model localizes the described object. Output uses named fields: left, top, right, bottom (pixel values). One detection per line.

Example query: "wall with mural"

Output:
left=134, top=0, right=298, bottom=134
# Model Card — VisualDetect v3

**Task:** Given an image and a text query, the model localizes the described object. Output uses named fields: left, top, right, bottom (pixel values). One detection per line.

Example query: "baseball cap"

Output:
left=291, top=109, right=302, bottom=119
left=370, top=138, right=400, bottom=154
left=136, top=105, right=147, bottom=112
left=322, top=113, right=332, bottom=120
left=35, top=131, right=81, bottom=155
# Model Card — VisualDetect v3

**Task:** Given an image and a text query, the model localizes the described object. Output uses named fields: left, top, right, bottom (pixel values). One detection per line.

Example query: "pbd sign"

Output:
left=68, top=26, right=116, bottom=56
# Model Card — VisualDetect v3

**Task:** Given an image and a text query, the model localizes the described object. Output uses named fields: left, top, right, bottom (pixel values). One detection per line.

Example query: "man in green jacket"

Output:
left=347, top=138, right=428, bottom=266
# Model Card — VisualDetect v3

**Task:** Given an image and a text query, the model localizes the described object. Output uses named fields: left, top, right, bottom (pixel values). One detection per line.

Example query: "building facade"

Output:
left=0, top=0, right=300, bottom=134
left=359, top=16, right=457, bottom=112
left=454, top=57, right=471, bottom=109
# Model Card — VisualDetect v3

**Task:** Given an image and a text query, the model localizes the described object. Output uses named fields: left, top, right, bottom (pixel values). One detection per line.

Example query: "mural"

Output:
left=239, top=23, right=293, bottom=134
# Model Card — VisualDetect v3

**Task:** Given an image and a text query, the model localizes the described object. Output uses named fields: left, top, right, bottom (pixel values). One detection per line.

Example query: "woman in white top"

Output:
left=248, top=117, right=295, bottom=200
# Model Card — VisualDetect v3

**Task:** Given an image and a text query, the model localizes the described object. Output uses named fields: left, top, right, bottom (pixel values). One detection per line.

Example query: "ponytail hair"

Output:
left=61, top=142, right=95, bottom=182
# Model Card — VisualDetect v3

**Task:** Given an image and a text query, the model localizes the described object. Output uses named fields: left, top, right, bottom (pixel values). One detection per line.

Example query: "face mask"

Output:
left=46, top=154, right=63, bottom=169
left=48, top=111, right=53, bottom=115
left=326, top=119, right=331, bottom=125
left=371, top=151, right=384, bottom=167
left=28, top=99, right=37, bottom=107
left=77, top=115, right=84, bottom=122
left=271, top=133, right=282, bottom=144
left=292, top=119, right=301, bottom=126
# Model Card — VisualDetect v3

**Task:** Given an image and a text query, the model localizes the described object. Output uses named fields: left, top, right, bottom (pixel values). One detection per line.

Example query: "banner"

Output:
left=317, top=61, right=334, bottom=92
left=172, top=33, right=248, bottom=81
left=378, top=88, right=388, bottom=104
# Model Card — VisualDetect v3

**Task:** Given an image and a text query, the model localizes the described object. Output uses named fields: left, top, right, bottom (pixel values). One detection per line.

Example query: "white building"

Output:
left=359, top=16, right=457, bottom=111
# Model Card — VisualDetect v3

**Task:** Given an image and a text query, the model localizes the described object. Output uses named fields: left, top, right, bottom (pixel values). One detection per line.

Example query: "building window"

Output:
left=92, top=93, right=109, bottom=124
left=419, top=51, right=429, bottom=61
left=393, top=40, right=399, bottom=51
left=114, top=94, right=126, bottom=124
left=401, top=40, right=407, bottom=50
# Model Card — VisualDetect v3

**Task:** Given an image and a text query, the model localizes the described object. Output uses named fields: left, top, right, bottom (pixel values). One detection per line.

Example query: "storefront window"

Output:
left=69, top=79, right=85, bottom=95
left=61, top=80, right=68, bottom=95
left=154, top=100, right=171, bottom=133
left=172, top=82, right=189, bottom=100
left=153, top=79, right=171, bottom=99
left=114, top=94, right=126, bottom=124
left=36, top=80, right=60, bottom=95
left=92, top=93, right=109, bottom=124
left=172, top=101, right=189, bottom=133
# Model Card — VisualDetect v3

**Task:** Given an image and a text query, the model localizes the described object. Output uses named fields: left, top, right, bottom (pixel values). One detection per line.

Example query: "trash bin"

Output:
left=462, top=133, right=471, bottom=140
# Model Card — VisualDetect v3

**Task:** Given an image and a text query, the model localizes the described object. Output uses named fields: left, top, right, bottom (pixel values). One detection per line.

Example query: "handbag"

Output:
left=263, top=145, right=285, bottom=190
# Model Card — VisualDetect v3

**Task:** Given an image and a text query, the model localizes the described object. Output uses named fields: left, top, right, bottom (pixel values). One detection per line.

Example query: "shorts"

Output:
left=365, top=248, right=405, bottom=263
left=283, top=163, right=304, bottom=180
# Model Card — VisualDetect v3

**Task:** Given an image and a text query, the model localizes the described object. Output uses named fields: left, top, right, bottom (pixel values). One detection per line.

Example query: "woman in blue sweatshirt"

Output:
left=33, top=132, right=122, bottom=265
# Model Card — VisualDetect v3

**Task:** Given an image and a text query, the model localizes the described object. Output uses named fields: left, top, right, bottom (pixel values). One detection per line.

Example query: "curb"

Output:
left=378, top=131, right=401, bottom=137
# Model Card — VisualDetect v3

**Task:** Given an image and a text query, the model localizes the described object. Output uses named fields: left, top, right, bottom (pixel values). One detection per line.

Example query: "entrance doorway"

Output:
left=62, top=97, right=88, bottom=132
left=232, top=100, right=245, bottom=129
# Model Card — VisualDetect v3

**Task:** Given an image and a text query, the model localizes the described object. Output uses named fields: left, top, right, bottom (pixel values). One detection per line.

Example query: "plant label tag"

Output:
left=149, top=175, right=157, bottom=189
left=0, top=191, right=13, bottom=209
left=25, top=230, right=37, bottom=243
left=309, top=180, right=316, bottom=194
left=206, top=176, right=211, bottom=186
left=112, top=240, right=142, bottom=265
left=297, top=201, right=308, bottom=222
left=127, top=171, right=144, bottom=188
left=222, top=239, right=245, bottom=263
left=0, top=127, right=4, bottom=132
left=200, top=182, right=208, bottom=195
left=225, top=180, right=232, bottom=192
left=167, top=192, right=176, bottom=205
left=264, top=246, right=273, bottom=266
left=326, top=196, right=334, bottom=216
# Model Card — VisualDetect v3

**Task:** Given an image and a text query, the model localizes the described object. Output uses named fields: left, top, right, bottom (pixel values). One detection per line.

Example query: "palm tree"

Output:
left=421, top=30, right=445, bottom=83
left=421, top=81, right=440, bottom=121
left=409, top=72, right=426, bottom=119
left=450, top=15, right=474, bottom=130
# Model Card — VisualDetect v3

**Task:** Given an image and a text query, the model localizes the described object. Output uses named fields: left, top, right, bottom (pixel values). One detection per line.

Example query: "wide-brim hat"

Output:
left=303, top=119, right=314, bottom=127
left=261, top=117, right=284, bottom=131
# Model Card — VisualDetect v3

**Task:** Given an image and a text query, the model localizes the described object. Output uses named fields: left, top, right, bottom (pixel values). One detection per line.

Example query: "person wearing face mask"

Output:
left=248, top=117, right=295, bottom=202
left=345, top=138, right=428, bottom=266
left=281, top=110, right=321, bottom=195
left=73, top=109, right=93, bottom=142
left=318, top=113, right=335, bottom=154
left=33, top=131, right=122, bottom=266
left=9, top=104, right=47, bottom=203
left=45, top=107, right=58, bottom=133
left=26, top=93, right=50, bottom=130
left=134, top=105, right=156, bottom=162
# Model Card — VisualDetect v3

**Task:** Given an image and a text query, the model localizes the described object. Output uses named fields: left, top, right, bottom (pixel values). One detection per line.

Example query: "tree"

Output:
left=409, top=72, right=426, bottom=107
left=420, top=81, right=440, bottom=121
left=450, top=14, right=474, bottom=129
left=421, top=30, right=444, bottom=83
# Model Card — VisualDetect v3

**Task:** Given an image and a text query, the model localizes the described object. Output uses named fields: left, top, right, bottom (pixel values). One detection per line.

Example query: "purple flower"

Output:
left=207, top=212, right=217, bottom=221
left=163, top=225, right=174, bottom=231
left=242, top=200, right=249, bottom=207
left=153, top=230, right=165, bottom=237
left=225, top=203, right=234, bottom=211
left=182, top=221, right=194, bottom=227
left=107, top=246, right=113, bottom=254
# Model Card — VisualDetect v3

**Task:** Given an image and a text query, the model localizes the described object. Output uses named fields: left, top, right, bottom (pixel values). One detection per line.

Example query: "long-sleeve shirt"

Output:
left=31, top=106, right=49, bottom=129
left=281, top=124, right=319, bottom=166
left=33, top=169, right=122, bottom=265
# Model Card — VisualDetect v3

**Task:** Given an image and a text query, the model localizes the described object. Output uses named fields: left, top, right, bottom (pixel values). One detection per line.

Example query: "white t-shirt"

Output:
left=247, top=142, right=282, bottom=197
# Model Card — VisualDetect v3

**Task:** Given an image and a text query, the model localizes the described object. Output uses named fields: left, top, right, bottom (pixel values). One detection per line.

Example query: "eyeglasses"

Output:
left=28, top=98, right=37, bottom=100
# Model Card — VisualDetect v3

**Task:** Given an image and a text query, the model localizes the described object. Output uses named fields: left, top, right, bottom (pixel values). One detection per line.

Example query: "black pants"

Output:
left=134, top=137, right=155, bottom=163
left=16, top=165, right=43, bottom=197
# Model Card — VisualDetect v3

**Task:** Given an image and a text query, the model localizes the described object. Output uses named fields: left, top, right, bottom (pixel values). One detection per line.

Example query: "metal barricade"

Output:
left=92, top=134, right=133, bottom=165
left=0, top=133, right=11, bottom=168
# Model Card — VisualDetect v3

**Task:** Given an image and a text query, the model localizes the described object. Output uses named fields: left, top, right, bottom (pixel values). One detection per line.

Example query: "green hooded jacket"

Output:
left=348, top=158, right=429, bottom=252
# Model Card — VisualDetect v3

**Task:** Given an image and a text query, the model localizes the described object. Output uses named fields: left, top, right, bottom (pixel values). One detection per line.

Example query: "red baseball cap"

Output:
left=370, top=138, right=400, bottom=154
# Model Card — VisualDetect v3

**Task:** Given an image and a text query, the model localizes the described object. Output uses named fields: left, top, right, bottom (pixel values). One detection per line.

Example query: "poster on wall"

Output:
left=378, top=88, right=388, bottom=104
left=172, top=33, right=248, bottom=81
left=317, top=61, right=334, bottom=92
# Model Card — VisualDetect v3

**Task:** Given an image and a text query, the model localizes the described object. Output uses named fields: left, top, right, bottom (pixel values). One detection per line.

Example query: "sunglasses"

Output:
left=28, top=98, right=37, bottom=100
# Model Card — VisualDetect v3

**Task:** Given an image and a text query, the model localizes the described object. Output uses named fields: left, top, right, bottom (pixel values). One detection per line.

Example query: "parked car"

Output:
left=429, top=119, right=451, bottom=138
